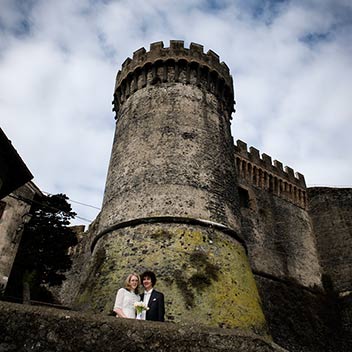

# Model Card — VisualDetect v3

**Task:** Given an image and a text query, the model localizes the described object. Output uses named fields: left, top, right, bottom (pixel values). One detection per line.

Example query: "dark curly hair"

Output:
left=140, top=271, right=157, bottom=286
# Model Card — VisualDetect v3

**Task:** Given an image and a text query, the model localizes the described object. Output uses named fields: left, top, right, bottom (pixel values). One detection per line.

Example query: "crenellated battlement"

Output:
left=113, top=40, right=235, bottom=119
left=234, top=140, right=307, bottom=209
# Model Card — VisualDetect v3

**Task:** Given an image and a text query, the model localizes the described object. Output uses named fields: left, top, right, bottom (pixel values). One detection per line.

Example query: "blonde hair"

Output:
left=124, top=273, right=140, bottom=294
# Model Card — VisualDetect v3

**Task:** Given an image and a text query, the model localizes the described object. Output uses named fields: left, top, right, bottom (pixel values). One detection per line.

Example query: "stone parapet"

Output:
left=113, top=40, right=235, bottom=119
left=0, top=301, right=286, bottom=352
left=234, top=140, right=307, bottom=209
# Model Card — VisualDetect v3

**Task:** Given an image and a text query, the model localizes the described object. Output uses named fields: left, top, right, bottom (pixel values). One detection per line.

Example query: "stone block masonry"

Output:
left=76, top=223, right=266, bottom=332
left=75, top=41, right=268, bottom=333
left=308, top=187, right=352, bottom=293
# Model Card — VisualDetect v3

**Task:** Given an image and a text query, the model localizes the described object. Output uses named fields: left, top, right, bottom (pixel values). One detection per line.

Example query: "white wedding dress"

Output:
left=114, top=288, right=140, bottom=318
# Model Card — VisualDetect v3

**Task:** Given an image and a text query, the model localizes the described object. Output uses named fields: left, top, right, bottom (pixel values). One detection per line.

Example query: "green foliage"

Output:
left=20, top=193, right=78, bottom=288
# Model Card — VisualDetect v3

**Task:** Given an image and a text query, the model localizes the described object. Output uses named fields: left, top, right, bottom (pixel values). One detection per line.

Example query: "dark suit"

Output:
left=141, top=289, right=165, bottom=322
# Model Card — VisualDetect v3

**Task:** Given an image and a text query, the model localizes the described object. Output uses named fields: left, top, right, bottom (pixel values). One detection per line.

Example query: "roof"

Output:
left=0, top=128, right=33, bottom=199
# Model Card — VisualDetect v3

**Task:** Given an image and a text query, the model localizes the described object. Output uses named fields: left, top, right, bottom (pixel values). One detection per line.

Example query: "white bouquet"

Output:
left=134, top=301, right=149, bottom=318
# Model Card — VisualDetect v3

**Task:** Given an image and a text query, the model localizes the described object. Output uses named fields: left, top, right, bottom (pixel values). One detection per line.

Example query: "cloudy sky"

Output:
left=1, top=0, right=351, bottom=226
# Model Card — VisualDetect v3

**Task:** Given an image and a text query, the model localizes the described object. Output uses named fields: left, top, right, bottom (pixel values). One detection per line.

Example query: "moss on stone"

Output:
left=74, top=223, right=268, bottom=334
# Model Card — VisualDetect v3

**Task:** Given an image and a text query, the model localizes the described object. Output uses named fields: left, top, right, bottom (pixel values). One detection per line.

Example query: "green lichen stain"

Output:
left=75, top=223, right=268, bottom=334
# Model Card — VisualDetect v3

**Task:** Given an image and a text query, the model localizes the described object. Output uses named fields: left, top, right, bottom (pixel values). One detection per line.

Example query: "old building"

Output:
left=0, top=129, right=41, bottom=293
left=0, top=42, right=350, bottom=351
left=0, top=182, right=42, bottom=294
left=55, top=41, right=350, bottom=351
left=0, top=128, right=33, bottom=199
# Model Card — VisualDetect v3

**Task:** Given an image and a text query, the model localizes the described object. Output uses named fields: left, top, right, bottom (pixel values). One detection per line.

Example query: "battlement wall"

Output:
left=113, top=40, right=235, bottom=118
left=234, top=140, right=307, bottom=209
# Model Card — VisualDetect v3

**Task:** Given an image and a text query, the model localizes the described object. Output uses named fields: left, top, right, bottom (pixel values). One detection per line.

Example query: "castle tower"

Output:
left=79, top=41, right=267, bottom=332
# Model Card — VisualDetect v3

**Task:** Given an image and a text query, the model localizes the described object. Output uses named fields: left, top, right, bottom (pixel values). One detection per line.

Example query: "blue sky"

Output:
left=1, top=0, right=351, bottom=225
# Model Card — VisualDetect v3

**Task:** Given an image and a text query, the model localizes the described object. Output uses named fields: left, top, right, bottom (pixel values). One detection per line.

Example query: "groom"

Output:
left=140, top=271, right=165, bottom=322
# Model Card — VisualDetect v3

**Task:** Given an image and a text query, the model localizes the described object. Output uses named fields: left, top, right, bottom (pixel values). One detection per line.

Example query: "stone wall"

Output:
left=0, top=301, right=286, bottom=352
left=255, top=276, right=346, bottom=352
left=233, top=141, right=321, bottom=289
left=308, top=187, right=352, bottom=346
left=55, top=218, right=100, bottom=307
left=101, top=82, right=239, bottom=231
left=74, top=222, right=267, bottom=333
left=0, top=182, right=40, bottom=292
left=238, top=187, right=321, bottom=289
left=308, top=187, right=352, bottom=293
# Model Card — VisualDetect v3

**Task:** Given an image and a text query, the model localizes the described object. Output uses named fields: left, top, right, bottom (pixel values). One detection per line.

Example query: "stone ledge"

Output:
left=0, top=301, right=286, bottom=352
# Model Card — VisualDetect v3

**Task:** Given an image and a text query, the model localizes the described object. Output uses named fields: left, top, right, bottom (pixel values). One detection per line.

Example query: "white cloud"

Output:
left=1, top=0, right=351, bottom=225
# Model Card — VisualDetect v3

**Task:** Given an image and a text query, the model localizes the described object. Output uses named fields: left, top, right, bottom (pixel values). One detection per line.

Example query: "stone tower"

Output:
left=79, top=40, right=267, bottom=332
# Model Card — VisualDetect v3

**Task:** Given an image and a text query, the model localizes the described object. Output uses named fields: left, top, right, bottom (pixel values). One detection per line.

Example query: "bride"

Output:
left=113, top=273, right=140, bottom=318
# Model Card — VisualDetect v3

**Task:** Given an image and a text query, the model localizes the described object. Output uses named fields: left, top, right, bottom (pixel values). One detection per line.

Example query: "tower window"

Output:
left=238, top=187, right=250, bottom=208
